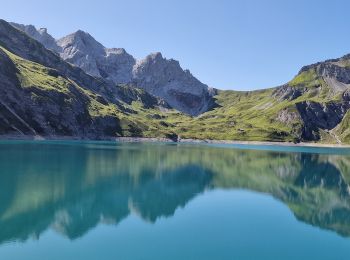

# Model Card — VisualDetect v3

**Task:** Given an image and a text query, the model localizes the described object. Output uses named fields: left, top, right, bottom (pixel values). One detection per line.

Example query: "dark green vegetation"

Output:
left=0, top=19, right=349, bottom=143
left=0, top=141, right=350, bottom=242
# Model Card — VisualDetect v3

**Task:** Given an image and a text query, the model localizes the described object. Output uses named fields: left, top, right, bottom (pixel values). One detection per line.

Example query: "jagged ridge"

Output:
left=12, top=22, right=215, bottom=115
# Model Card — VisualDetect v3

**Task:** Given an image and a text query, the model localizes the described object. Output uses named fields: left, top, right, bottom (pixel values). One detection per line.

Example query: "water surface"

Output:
left=0, top=141, right=350, bottom=259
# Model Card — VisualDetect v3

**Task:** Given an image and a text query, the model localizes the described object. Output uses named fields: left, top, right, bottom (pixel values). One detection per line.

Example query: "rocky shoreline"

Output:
left=0, top=134, right=349, bottom=148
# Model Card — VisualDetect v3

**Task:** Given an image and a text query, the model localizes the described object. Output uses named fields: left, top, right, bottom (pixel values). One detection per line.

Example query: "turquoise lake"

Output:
left=0, top=141, right=350, bottom=259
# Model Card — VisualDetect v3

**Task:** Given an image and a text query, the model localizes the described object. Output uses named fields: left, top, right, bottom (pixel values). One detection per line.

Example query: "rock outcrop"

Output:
left=298, top=54, right=350, bottom=92
left=296, top=101, right=350, bottom=140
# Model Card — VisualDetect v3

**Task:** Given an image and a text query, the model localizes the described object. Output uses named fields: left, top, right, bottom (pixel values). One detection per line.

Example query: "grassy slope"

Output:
left=2, top=46, right=185, bottom=138
left=167, top=89, right=298, bottom=141
left=124, top=88, right=297, bottom=142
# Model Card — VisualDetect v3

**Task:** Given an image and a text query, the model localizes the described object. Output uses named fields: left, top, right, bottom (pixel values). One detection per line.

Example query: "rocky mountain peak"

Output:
left=8, top=20, right=216, bottom=115
left=57, top=30, right=105, bottom=57
left=55, top=29, right=214, bottom=115
left=11, top=23, right=37, bottom=35
left=56, top=31, right=110, bottom=78
left=132, top=53, right=214, bottom=115
left=71, top=30, right=100, bottom=47
left=56, top=30, right=136, bottom=82
left=10, top=22, right=61, bottom=53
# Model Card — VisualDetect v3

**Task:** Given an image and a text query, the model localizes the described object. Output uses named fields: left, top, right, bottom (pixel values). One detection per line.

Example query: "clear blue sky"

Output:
left=1, top=0, right=349, bottom=90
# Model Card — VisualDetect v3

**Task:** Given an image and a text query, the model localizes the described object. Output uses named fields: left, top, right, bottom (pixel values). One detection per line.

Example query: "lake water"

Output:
left=0, top=141, right=350, bottom=259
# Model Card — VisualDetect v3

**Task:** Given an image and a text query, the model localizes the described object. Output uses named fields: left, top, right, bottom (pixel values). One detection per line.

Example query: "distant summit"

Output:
left=10, top=22, right=61, bottom=53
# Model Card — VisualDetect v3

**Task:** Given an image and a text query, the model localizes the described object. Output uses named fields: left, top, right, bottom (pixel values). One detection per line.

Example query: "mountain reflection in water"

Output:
left=0, top=141, right=350, bottom=243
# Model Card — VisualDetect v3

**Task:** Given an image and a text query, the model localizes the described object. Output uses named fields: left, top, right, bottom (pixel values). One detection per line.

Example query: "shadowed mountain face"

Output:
left=0, top=141, right=350, bottom=244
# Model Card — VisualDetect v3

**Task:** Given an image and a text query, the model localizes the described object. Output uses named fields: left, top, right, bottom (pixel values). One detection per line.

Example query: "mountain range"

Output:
left=0, top=19, right=349, bottom=143
left=10, top=22, right=215, bottom=116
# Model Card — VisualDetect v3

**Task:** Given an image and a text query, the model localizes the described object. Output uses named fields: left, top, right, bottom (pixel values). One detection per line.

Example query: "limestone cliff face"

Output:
left=57, top=30, right=106, bottom=78
left=57, top=31, right=136, bottom=84
left=132, top=52, right=216, bottom=115
left=11, top=23, right=215, bottom=115
left=273, top=54, right=350, bottom=141
left=296, top=101, right=350, bottom=140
